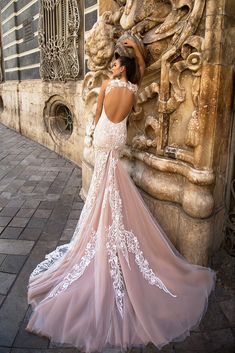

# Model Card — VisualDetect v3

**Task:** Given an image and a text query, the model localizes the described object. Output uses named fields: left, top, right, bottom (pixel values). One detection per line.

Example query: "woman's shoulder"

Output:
left=105, top=78, right=138, bottom=95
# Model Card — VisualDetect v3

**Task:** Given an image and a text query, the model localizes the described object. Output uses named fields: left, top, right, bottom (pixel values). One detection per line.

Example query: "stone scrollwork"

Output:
left=38, top=0, right=81, bottom=81
left=84, top=0, right=206, bottom=162
left=83, top=0, right=212, bottom=195
left=132, top=115, right=161, bottom=150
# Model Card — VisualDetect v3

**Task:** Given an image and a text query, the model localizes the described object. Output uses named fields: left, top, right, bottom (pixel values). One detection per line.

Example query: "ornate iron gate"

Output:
left=38, top=0, right=81, bottom=81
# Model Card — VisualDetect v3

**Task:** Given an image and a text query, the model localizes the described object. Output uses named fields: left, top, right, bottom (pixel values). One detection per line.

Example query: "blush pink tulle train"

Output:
left=26, top=79, right=216, bottom=352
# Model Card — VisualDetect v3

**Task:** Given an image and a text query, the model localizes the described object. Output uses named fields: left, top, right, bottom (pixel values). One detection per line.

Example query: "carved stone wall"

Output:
left=0, top=0, right=86, bottom=168
left=0, top=80, right=85, bottom=165
left=81, top=0, right=235, bottom=265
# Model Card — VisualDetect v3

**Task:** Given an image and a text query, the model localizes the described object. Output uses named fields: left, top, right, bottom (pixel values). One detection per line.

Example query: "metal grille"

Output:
left=38, top=0, right=80, bottom=81
left=55, top=104, right=73, bottom=136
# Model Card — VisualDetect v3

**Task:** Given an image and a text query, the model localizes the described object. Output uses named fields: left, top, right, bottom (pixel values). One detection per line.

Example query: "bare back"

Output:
left=103, top=79, right=138, bottom=124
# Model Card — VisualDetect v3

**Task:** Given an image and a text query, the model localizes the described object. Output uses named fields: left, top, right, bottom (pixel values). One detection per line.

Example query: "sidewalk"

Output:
left=0, top=123, right=234, bottom=353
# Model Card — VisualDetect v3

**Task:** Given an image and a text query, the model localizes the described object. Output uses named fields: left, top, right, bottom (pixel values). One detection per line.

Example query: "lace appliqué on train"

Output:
left=37, top=151, right=177, bottom=315
left=106, top=155, right=177, bottom=317
left=43, top=229, right=98, bottom=300
left=29, top=151, right=109, bottom=280
left=70, top=150, right=109, bottom=241
left=30, top=244, right=70, bottom=279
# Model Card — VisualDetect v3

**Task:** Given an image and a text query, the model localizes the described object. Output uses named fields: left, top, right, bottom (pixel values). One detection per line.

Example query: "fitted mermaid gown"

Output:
left=26, top=78, right=216, bottom=352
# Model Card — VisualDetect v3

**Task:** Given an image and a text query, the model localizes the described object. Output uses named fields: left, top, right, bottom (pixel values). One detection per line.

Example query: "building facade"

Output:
left=0, top=0, right=234, bottom=266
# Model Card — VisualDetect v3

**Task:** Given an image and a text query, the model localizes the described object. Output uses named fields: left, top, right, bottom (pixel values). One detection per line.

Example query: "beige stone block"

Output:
left=204, top=14, right=224, bottom=65
left=0, top=239, right=34, bottom=255
left=206, top=0, right=226, bottom=16
left=224, top=0, right=235, bottom=18
left=178, top=215, right=213, bottom=266
left=222, top=25, right=235, bottom=65
left=0, top=80, right=86, bottom=167
left=99, top=0, right=119, bottom=15
left=139, top=190, right=215, bottom=266
left=153, top=200, right=179, bottom=246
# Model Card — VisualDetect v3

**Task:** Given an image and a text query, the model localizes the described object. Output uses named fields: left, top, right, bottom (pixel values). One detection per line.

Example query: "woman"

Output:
left=26, top=39, right=216, bottom=352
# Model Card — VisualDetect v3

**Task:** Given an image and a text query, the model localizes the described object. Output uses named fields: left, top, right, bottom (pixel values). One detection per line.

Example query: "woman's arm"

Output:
left=122, top=38, right=146, bottom=84
left=94, top=79, right=110, bottom=126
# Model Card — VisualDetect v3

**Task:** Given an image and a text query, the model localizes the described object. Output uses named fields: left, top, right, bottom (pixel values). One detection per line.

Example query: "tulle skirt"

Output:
left=26, top=149, right=216, bottom=352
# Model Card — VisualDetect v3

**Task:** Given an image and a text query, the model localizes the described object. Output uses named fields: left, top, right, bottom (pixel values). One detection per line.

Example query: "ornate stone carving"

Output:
left=38, top=0, right=80, bottom=81
left=84, top=0, right=206, bottom=160
left=82, top=0, right=218, bottom=222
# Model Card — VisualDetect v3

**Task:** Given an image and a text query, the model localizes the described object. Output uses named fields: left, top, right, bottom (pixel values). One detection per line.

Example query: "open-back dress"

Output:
left=26, top=78, right=216, bottom=352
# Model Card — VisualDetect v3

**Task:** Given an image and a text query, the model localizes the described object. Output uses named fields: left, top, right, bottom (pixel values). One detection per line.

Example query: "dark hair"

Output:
left=114, top=53, right=139, bottom=84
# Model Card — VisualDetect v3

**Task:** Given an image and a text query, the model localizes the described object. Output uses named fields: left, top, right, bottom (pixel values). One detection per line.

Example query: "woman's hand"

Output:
left=122, top=38, right=137, bottom=48
left=122, top=38, right=146, bottom=84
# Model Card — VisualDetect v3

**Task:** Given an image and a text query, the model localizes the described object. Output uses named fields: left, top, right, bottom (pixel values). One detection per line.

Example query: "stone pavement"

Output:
left=0, top=123, right=234, bottom=353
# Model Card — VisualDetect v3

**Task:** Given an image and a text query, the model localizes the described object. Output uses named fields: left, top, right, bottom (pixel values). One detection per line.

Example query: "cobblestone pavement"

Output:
left=0, top=123, right=234, bottom=353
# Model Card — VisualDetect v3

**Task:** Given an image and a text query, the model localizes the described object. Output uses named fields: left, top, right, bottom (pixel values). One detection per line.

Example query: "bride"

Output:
left=26, top=38, right=216, bottom=352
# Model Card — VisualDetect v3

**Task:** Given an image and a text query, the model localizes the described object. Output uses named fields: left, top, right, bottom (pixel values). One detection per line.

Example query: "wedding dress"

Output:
left=26, top=78, right=216, bottom=352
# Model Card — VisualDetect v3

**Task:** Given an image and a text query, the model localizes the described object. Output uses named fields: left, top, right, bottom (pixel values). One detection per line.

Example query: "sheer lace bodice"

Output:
left=105, top=78, right=138, bottom=96
left=93, top=78, right=138, bottom=153
left=93, top=106, right=127, bottom=152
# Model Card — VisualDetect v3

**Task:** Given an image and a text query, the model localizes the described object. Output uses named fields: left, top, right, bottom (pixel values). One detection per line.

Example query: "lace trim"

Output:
left=106, top=153, right=177, bottom=317
left=29, top=244, right=70, bottom=279
left=105, top=78, right=138, bottom=96
left=29, top=151, right=109, bottom=280
left=70, top=150, right=109, bottom=242
left=43, top=229, right=98, bottom=300
left=31, top=150, right=178, bottom=318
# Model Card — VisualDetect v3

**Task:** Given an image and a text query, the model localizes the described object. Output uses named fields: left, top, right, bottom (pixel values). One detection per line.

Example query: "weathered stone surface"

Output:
left=200, top=301, right=230, bottom=331
left=174, top=332, right=208, bottom=352
left=23, top=200, right=40, bottom=209
left=26, top=218, right=48, bottom=229
left=0, top=239, right=57, bottom=347
left=19, top=227, right=42, bottom=241
left=219, top=299, right=235, bottom=326
left=0, top=272, right=16, bottom=295
left=0, top=207, right=20, bottom=217
left=11, top=349, right=80, bottom=353
left=0, top=294, right=5, bottom=306
left=0, top=216, right=12, bottom=227
left=0, top=348, right=10, bottom=353
left=8, top=217, right=30, bottom=228
left=0, top=254, right=6, bottom=266
left=13, top=322, right=49, bottom=349
left=203, top=328, right=235, bottom=352
left=0, top=239, right=34, bottom=255
left=32, top=209, right=52, bottom=219
left=16, top=208, right=36, bottom=218
left=68, top=209, right=81, bottom=220
left=0, top=227, right=23, bottom=239
left=0, top=255, right=27, bottom=274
